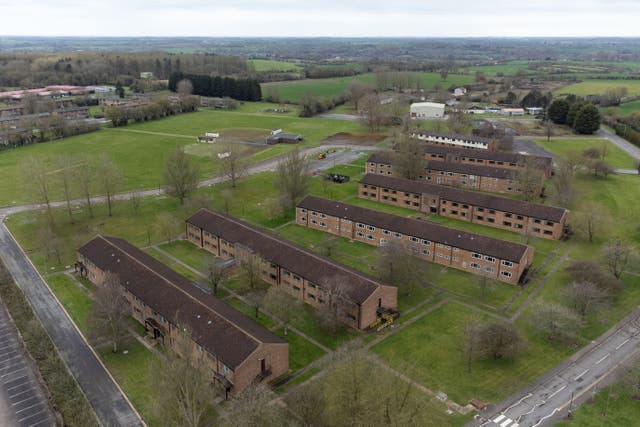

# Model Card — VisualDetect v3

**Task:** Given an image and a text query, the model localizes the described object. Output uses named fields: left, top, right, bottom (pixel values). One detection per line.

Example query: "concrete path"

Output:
left=0, top=224, right=143, bottom=427
left=315, top=113, right=362, bottom=121
left=0, top=300, right=56, bottom=427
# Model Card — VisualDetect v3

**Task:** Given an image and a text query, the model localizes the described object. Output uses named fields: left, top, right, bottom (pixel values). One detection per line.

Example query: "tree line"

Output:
left=0, top=52, right=249, bottom=88
left=1, top=116, right=100, bottom=150
left=104, top=95, right=200, bottom=127
left=168, top=72, right=261, bottom=101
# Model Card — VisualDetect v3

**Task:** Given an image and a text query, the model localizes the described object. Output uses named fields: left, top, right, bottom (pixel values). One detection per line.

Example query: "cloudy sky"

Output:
left=1, top=0, right=637, bottom=37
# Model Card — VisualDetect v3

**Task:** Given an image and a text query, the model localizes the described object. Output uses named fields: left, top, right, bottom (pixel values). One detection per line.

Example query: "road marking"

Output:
left=532, top=408, right=560, bottom=427
left=616, top=338, right=630, bottom=350
left=547, top=385, right=566, bottom=399
left=500, top=418, right=513, bottom=427
left=493, top=414, right=506, bottom=423
left=504, top=393, right=533, bottom=412
left=596, top=353, right=610, bottom=365
left=574, top=369, right=589, bottom=381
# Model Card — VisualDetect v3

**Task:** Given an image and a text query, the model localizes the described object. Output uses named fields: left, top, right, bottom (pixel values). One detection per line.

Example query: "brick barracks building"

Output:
left=367, top=152, right=532, bottom=195
left=402, top=143, right=553, bottom=178
left=359, top=174, right=569, bottom=240
left=409, top=130, right=496, bottom=151
left=186, top=209, right=398, bottom=330
left=77, top=235, right=288, bottom=396
left=296, top=196, right=534, bottom=285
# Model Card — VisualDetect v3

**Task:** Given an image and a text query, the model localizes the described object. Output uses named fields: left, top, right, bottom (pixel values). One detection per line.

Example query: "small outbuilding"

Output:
left=265, top=129, right=303, bottom=145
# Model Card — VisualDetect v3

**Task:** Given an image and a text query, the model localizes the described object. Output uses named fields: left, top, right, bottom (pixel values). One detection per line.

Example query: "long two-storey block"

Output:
left=77, top=235, right=288, bottom=396
left=296, top=195, right=534, bottom=284
left=409, top=130, right=496, bottom=151
left=359, top=174, right=569, bottom=240
left=186, top=209, right=398, bottom=330
left=367, top=152, right=532, bottom=195
left=399, top=143, right=553, bottom=177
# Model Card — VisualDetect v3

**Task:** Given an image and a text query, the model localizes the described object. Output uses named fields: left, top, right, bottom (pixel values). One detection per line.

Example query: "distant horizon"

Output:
left=1, top=1, right=638, bottom=38
left=3, top=35, right=640, bottom=40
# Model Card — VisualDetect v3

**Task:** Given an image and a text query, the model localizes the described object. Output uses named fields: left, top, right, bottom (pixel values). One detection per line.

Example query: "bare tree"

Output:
left=562, top=281, right=610, bottom=319
left=37, top=223, right=63, bottom=265
left=97, top=154, right=122, bottom=216
left=286, top=383, right=326, bottom=427
left=496, top=134, right=514, bottom=152
left=316, top=234, right=339, bottom=258
left=88, top=272, right=130, bottom=353
left=551, top=158, right=575, bottom=207
left=56, top=155, right=76, bottom=223
left=185, top=193, right=213, bottom=214
left=603, top=239, right=634, bottom=279
left=461, top=316, right=481, bottom=373
left=221, top=188, right=234, bottom=213
left=347, top=80, right=369, bottom=111
left=275, top=149, right=311, bottom=211
left=154, top=212, right=179, bottom=242
left=393, top=135, right=426, bottom=180
left=476, top=322, right=525, bottom=360
left=544, top=119, right=553, bottom=141
left=176, top=79, right=194, bottom=98
left=528, top=300, right=581, bottom=342
left=447, top=109, right=471, bottom=134
left=593, top=160, right=614, bottom=179
left=130, top=187, right=142, bottom=214
left=244, top=290, right=266, bottom=318
left=163, top=146, right=200, bottom=205
left=219, top=144, right=249, bottom=188
left=151, top=330, right=218, bottom=427
left=202, top=257, right=225, bottom=296
left=376, top=240, right=430, bottom=298
left=515, top=158, right=545, bottom=201
left=74, top=155, right=95, bottom=218
left=219, top=382, right=286, bottom=427
left=359, top=93, right=384, bottom=133
left=315, top=275, right=353, bottom=333
left=21, top=157, right=53, bottom=225
left=475, top=275, right=495, bottom=302
left=263, top=287, right=303, bottom=335
left=573, top=204, right=610, bottom=243
left=237, top=251, right=266, bottom=290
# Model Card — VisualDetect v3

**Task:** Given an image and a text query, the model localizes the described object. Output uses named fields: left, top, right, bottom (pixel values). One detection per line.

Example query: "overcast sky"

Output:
left=1, top=0, right=637, bottom=37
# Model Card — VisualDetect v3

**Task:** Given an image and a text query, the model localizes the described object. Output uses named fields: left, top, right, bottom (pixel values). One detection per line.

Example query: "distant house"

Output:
left=453, top=87, right=467, bottom=97
left=140, top=72, right=154, bottom=79
left=526, top=107, right=544, bottom=116
left=409, top=102, right=445, bottom=119
left=265, top=129, right=303, bottom=145
left=500, top=108, right=526, bottom=116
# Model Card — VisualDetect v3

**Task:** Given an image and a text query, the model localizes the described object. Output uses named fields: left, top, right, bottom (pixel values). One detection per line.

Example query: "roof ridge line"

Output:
left=99, top=236, right=262, bottom=346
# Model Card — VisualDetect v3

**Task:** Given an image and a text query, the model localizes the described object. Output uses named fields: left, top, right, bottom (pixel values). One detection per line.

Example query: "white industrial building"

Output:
left=410, top=102, right=445, bottom=119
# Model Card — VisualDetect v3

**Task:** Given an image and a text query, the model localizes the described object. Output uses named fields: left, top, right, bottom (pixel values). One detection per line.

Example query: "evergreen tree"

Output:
left=574, top=103, right=601, bottom=134
left=547, top=99, right=570, bottom=124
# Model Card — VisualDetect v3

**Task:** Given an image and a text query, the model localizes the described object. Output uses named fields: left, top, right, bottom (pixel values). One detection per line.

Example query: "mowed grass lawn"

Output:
left=555, top=79, right=640, bottom=97
left=534, top=137, right=637, bottom=169
left=0, top=102, right=368, bottom=205
left=262, top=72, right=474, bottom=103
left=618, top=99, right=640, bottom=116
left=372, top=302, right=572, bottom=404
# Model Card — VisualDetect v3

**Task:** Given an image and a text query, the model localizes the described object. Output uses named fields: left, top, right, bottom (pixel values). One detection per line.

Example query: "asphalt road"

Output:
left=0, top=301, right=55, bottom=427
left=470, top=310, right=640, bottom=427
left=0, top=224, right=142, bottom=427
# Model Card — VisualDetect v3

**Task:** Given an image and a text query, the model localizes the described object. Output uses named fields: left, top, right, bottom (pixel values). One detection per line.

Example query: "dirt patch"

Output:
left=321, top=132, right=387, bottom=146
left=218, top=128, right=269, bottom=144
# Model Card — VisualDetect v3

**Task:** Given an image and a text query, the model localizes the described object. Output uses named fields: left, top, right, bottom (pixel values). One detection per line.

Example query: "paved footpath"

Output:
left=0, top=300, right=55, bottom=427
left=0, top=223, right=143, bottom=427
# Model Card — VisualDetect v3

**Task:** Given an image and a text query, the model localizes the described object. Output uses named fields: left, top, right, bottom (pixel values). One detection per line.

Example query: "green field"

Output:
left=373, top=302, right=571, bottom=404
left=618, top=100, right=640, bottom=116
left=262, top=72, right=474, bottom=103
left=533, top=137, right=637, bottom=170
left=248, top=59, right=302, bottom=72
left=0, top=102, right=367, bottom=205
left=555, top=79, right=640, bottom=97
